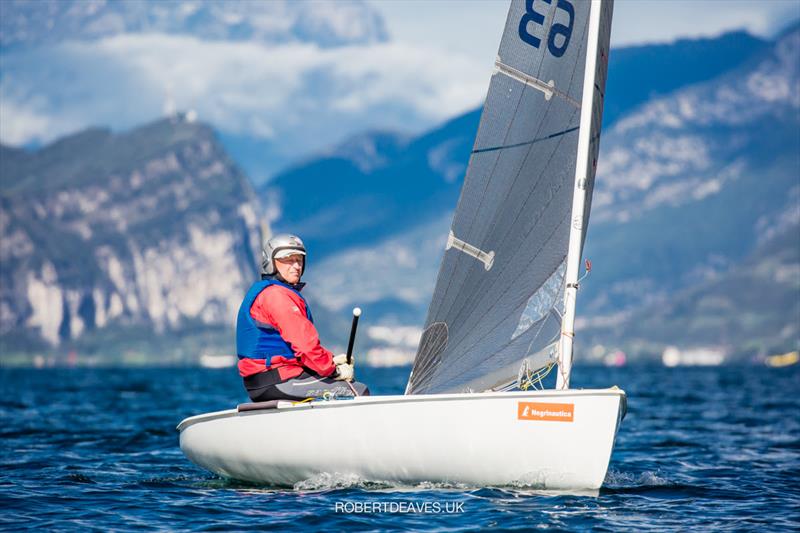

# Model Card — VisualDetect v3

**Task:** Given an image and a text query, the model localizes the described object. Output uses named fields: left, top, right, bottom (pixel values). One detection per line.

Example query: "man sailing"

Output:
left=236, top=234, right=370, bottom=402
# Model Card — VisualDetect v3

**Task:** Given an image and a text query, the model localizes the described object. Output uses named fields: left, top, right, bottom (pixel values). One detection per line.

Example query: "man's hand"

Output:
left=334, top=363, right=354, bottom=381
left=333, top=353, right=349, bottom=365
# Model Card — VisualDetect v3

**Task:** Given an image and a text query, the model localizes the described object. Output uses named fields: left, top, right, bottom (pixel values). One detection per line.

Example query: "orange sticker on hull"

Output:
left=517, top=402, right=574, bottom=422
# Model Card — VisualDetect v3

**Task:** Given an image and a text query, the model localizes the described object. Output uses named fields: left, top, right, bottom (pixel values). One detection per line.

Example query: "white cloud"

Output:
left=611, top=0, right=799, bottom=47
left=0, top=33, right=487, bottom=157
left=0, top=95, right=61, bottom=146
left=372, top=0, right=800, bottom=60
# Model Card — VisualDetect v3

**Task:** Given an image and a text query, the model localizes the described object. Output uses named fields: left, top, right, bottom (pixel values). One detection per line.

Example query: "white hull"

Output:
left=178, top=388, right=625, bottom=489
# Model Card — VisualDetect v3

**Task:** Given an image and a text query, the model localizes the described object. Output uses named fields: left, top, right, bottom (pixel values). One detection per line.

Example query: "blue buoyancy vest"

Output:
left=235, top=279, right=314, bottom=365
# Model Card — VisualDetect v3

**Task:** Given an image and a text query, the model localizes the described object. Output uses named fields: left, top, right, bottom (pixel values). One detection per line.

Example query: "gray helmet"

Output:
left=261, top=234, right=307, bottom=277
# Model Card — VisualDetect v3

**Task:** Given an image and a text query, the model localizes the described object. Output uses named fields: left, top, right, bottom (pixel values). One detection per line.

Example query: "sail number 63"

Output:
left=518, top=0, right=575, bottom=57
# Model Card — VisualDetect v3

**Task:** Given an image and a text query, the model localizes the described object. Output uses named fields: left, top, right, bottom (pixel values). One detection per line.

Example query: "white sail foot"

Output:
left=447, top=231, right=495, bottom=271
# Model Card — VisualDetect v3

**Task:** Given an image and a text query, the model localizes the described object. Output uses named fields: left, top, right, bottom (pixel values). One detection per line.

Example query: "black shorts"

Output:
left=243, top=369, right=370, bottom=402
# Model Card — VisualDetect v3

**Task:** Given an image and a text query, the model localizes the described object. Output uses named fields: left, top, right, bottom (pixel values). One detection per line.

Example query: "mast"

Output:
left=556, top=0, right=605, bottom=390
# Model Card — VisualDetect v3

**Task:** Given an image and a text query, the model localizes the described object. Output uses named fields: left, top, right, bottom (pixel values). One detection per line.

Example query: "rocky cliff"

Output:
left=0, top=116, right=262, bottom=361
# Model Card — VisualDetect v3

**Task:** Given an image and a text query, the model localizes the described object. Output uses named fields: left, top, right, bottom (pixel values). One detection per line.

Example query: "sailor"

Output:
left=236, top=234, right=370, bottom=402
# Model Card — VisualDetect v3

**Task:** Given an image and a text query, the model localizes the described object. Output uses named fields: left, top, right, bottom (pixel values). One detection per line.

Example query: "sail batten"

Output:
left=408, top=0, right=613, bottom=395
left=494, top=61, right=581, bottom=107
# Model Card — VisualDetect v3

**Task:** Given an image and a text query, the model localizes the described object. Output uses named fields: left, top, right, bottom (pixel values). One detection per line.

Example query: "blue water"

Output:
left=1, top=365, right=799, bottom=531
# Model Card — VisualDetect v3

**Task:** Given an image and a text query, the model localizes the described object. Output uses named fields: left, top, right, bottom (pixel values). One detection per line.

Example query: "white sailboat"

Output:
left=178, top=0, right=624, bottom=490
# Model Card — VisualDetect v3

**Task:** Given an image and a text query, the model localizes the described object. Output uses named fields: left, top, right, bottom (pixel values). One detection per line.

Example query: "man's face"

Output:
left=275, top=254, right=304, bottom=284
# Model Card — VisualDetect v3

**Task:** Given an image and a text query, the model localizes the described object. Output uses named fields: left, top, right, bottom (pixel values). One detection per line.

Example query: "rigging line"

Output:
left=594, top=83, right=604, bottom=99
left=430, top=15, right=590, bottom=328
left=471, top=126, right=580, bottom=155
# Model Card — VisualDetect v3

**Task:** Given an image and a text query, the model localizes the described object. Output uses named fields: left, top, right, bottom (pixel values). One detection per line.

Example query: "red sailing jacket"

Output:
left=237, top=284, right=336, bottom=380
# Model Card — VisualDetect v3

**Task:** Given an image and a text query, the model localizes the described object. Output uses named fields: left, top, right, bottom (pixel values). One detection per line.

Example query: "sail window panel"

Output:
left=416, top=289, right=564, bottom=394
left=513, top=259, right=567, bottom=339
left=431, top=202, right=571, bottom=381
left=436, top=312, right=563, bottom=393
left=498, top=0, right=590, bottom=104
left=412, top=182, right=572, bottom=394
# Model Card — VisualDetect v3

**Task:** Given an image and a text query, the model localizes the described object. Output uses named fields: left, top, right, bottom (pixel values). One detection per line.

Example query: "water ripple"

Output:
left=1, top=365, right=798, bottom=531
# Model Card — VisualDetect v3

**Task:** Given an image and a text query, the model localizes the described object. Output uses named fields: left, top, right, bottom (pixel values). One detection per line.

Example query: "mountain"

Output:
left=262, top=111, right=480, bottom=258
left=580, top=219, right=799, bottom=360
left=581, top=21, right=800, bottom=311
left=263, top=29, right=779, bottom=257
left=0, top=0, right=387, bottom=50
left=267, top=26, right=800, bottom=364
left=575, top=23, right=800, bottom=359
left=2, top=26, right=797, bottom=366
left=0, top=115, right=262, bottom=363
left=604, top=30, right=769, bottom=126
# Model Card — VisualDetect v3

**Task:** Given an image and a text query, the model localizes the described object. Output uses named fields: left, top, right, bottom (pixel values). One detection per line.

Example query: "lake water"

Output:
left=1, top=365, right=798, bottom=531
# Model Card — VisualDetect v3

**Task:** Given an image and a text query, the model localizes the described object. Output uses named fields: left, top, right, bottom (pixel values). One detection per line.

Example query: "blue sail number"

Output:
left=518, top=0, right=575, bottom=57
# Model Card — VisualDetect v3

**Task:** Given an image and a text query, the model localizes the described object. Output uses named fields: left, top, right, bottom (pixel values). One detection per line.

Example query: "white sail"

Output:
left=408, top=0, right=614, bottom=395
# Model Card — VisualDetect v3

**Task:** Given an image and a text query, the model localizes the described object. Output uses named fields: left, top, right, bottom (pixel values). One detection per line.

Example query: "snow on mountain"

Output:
left=574, top=25, right=800, bottom=359
left=594, top=26, right=799, bottom=224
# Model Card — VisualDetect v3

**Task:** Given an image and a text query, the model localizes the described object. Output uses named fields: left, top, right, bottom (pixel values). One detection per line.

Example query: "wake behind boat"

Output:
left=179, top=0, right=624, bottom=490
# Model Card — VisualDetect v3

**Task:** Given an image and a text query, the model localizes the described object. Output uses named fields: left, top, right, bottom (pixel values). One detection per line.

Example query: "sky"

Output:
left=2, top=0, right=798, bottom=178
left=371, top=0, right=800, bottom=71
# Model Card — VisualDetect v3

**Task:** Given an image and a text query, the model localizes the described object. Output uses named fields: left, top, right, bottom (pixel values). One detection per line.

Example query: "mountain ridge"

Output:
left=0, top=115, right=262, bottom=362
left=1, top=26, right=797, bottom=365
